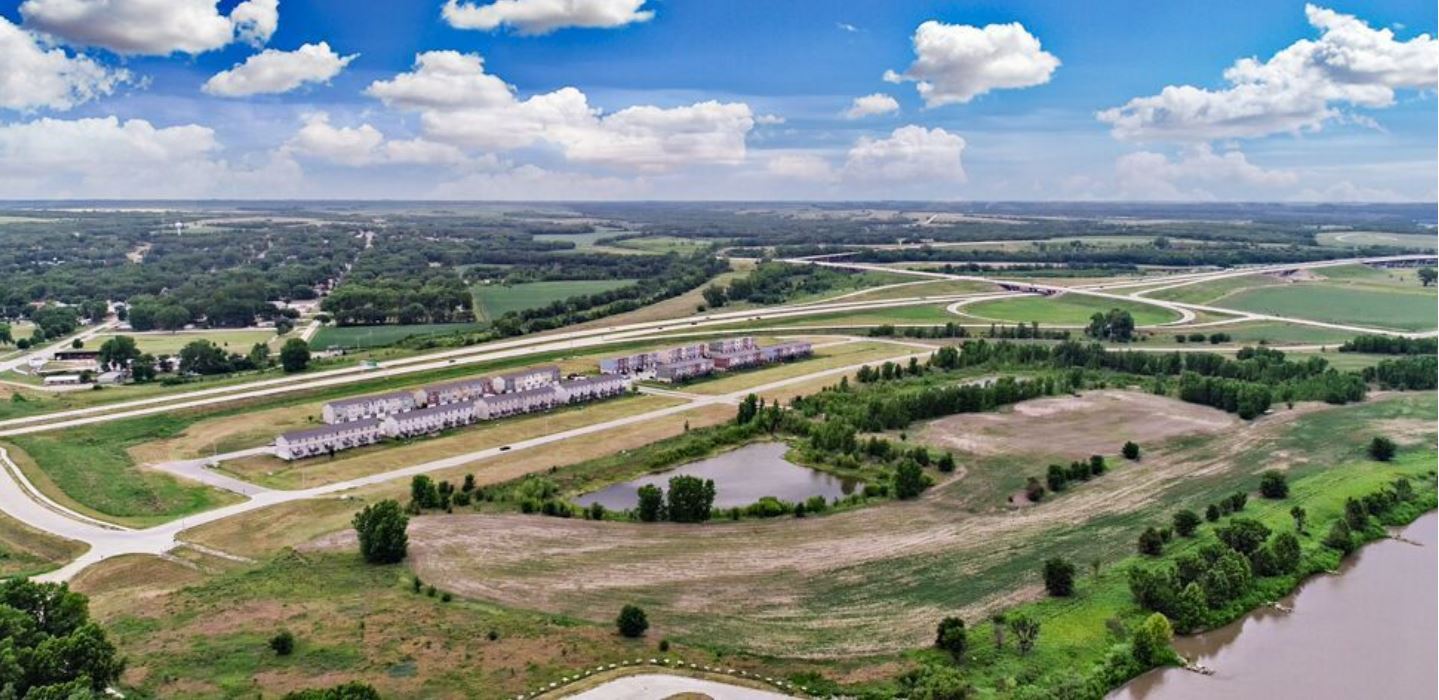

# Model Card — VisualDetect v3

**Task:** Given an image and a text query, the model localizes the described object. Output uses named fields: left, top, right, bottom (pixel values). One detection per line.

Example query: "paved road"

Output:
left=564, top=673, right=793, bottom=700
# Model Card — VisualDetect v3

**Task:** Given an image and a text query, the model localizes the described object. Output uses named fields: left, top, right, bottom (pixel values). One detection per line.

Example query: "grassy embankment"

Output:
left=960, top=295, right=1181, bottom=326
left=87, top=392, right=1436, bottom=698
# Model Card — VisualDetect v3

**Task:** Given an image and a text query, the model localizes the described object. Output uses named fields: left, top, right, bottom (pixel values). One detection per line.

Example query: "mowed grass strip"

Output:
left=473, top=279, right=637, bottom=321
left=91, top=330, right=277, bottom=356
left=961, top=294, right=1179, bottom=326
left=312, top=322, right=489, bottom=349
left=4, top=416, right=242, bottom=527
left=1222, top=284, right=1436, bottom=330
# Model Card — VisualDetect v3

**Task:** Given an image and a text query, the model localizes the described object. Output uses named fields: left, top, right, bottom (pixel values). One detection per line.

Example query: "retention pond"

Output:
left=1113, top=511, right=1437, bottom=700
left=574, top=442, right=856, bottom=510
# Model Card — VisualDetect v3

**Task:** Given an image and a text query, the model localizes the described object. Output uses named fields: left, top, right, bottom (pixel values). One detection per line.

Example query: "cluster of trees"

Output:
left=1085, top=309, right=1136, bottom=342
left=1338, top=334, right=1436, bottom=354
left=799, top=373, right=1057, bottom=433
left=1045, top=455, right=1108, bottom=492
left=1361, top=355, right=1437, bottom=390
left=700, top=261, right=862, bottom=307
left=0, top=578, right=125, bottom=698
left=408, top=474, right=481, bottom=513
left=869, top=321, right=1072, bottom=341
left=637, top=475, right=717, bottom=523
left=322, top=268, right=474, bottom=326
left=352, top=499, right=409, bottom=564
left=1173, top=332, right=1232, bottom=344
left=850, top=242, right=1390, bottom=269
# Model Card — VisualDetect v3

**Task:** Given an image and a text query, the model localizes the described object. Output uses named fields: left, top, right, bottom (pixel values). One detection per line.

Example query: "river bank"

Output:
left=1113, top=510, right=1437, bottom=699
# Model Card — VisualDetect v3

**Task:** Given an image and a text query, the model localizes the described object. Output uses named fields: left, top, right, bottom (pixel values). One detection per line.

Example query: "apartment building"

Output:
left=761, top=340, right=814, bottom=362
left=707, top=336, right=757, bottom=355
left=381, top=401, right=479, bottom=439
left=476, top=385, right=564, bottom=419
left=492, top=365, right=561, bottom=393
left=275, top=418, right=384, bottom=461
left=654, top=357, right=715, bottom=383
left=413, top=377, right=492, bottom=407
left=557, top=375, right=630, bottom=403
left=322, top=391, right=418, bottom=424
left=710, top=347, right=765, bottom=371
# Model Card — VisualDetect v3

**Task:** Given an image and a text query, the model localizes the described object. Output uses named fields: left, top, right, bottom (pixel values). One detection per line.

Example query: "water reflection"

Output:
left=1113, top=512, right=1437, bottom=700
left=574, top=442, right=857, bottom=510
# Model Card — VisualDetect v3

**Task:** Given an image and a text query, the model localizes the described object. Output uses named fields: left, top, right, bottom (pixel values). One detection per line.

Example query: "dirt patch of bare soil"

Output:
left=918, top=390, right=1239, bottom=459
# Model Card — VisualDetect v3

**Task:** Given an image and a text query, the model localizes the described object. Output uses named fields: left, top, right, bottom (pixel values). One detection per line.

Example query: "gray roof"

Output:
left=485, top=385, right=560, bottom=404
left=658, top=357, right=713, bottom=368
left=280, top=418, right=382, bottom=442
left=387, top=400, right=477, bottom=423
left=560, top=375, right=624, bottom=391
left=497, top=365, right=560, bottom=382
left=422, top=376, right=492, bottom=395
left=326, top=390, right=415, bottom=410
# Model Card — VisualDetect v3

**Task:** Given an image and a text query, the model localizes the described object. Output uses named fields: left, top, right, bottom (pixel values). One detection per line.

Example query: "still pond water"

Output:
left=1112, top=511, right=1437, bottom=700
left=574, top=442, right=856, bottom=510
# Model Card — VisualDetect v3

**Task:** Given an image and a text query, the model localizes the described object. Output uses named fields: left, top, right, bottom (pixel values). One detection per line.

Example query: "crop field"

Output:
left=92, top=329, right=277, bottom=356
left=959, top=294, right=1180, bottom=326
left=311, top=322, right=489, bottom=349
left=1316, top=230, right=1438, bottom=250
left=1221, top=284, right=1436, bottom=331
left=473, top=279, right=637, bottom=321
left=299, top=392, right=1436, bottom=660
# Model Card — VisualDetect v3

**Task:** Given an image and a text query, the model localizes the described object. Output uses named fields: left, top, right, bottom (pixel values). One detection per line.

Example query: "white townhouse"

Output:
left=491, top=365, right=561, bottom=394
left=557, top=375, right=630, bottom=403
left=413, top=376, right=492, bottom=407
left=381, top=401, right=479, bottom=439
left=707, top=336, right=757, bottom=355
left=275, top=418, right=384, bottom=461
left=761, top=341, right=813, bottom=362
left=599, top=344, right=707, bottom=375
left=322, top=390, right=418, bottom=424
left=654, top=357, right=715, bottom=383
left=476, top=386, right=564, bottom=419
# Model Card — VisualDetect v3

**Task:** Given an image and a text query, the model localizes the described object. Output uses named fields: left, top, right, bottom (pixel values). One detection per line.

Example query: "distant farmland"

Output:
left=473, top=279, right=637, bottom=321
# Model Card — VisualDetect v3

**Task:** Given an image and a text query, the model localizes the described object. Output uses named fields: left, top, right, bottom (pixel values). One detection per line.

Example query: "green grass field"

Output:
left=312, top=322, right=488, bottom=349
left=1222, top=284, right=1436, bottom=331
left=961, top=295, right=1180, bottom=326
left=91, top=330, right=277, bottom=356
left=1316, top=230, right=1437, bottom=250
left=473, top=279, right=637, bottom=321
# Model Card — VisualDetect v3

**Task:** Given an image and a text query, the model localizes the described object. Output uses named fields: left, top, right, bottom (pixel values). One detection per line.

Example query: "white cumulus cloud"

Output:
left=843, top=125, right=966, bottom=181
left=441, top=0, right=653, bottom=35
left=0, top=16, right=129, bottom=111
left=282, top=113, right=385, bottom=166
left=884, top=19, right=1060, bottom=106
left=366, top=50, right=755, bottom=171
left=844, top=93, right=899, bottom=119
left=19, top=0, right=279, bottom=55
left=1115, top=144, right=1299, bottom=200
left=1098, top=4, right=1438, bottom=141
left=204, top=42, right=356, bottom=97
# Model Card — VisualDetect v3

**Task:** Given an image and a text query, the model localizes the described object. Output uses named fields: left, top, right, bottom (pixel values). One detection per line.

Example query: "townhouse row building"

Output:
left=274, top=418, right=385, bottom=461
left=322, top=365, right=563, bottom=424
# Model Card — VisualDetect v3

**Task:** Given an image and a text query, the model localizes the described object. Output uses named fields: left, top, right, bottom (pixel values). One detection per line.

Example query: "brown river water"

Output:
left=1113, top=511, right=1437, bottom=700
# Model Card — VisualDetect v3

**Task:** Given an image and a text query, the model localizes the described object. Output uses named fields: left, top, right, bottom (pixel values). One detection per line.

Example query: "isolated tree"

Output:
left=1043, top=557, right=1077, bottom=597
left=1323, top=520, right=1354, bottom=554
left=0, top=578, right=125, bottom=698
left=1368, top=436, right=1396, bottom=462
left=247, top=342, right=271, bottom=370
left=894, top=460, right=927, bottom=499
left=1122, top=441, right=1141, bottom=460
left=1089, top=454, right=1107, bottom=476
left=410, top=475, right=439, bottom=510
left=1228, top=491, right=1248, bottom=512
left=1418, top=267, right=1436, bottom=287
left=617, top=604, right=649, bottom=638
left=270, top=630, right=296, bottom=656
left=936, top=452, right=957, bottom=473
left=1290, top=505, right=1308, bottom=533
left=1009, top=614, right=1041, bottom=655
left=637, top=484, right=664, bottom=522
left=0, top=323, right=10, bottom=345
left=701, top=285, right=728, bottom=308
left=1138, top=527, right=1164, bottom=556
left=281, top=337, right=311, bottom=373
left=735, top=393, right=759, bottom=424
left=1024, top=476, right=1046, bottom=503
left=1131, top=613, right=1175, bottom=666
left=352, top=500, right=409, bottom=564
left=1174, top=583, right=1207, bottom=633
left=1205, top=503, right=1221, bottom=522
left=282, top=682, right=383, bottom=700
left=1344, top=497, right=1369, bottom=529
left=666, top=475, right=716, bottom=523
left=1172, top=509, right=1201, bottom=538
left=1259, top=471, right=1289, bottom=499
left=1046, top=463, right=1068, bottom=492
left=935, top=616, right=968, bottom=659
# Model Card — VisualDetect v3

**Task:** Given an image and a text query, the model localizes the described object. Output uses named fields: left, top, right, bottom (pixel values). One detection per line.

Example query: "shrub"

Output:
left=1368, top=436, right=1397, bottom=461
left=1205, top=504, right=1220, bottom=522
left=1131, top=613, right=1174, bottom=666
left=1259, top=471, right=1289, bottom=499
left=617, top=605, right=649, bottom=638
left=1138, top=527, right=1164, bottom=556
left=1122, top=441, right=1141, bottom=460
left=1172, top=509, right=1201, bottom=537
left=1043, top=558, right=1076, bottom=597
left=270, top=630, right=296, bottom=656
left=935, top=616, right=967, bottom=658
left=1323, top=520, right=1354, bottom=554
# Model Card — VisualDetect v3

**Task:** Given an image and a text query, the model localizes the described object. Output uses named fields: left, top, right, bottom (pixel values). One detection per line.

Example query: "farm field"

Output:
left=312, top=322, right=488, bottom=349
left=1316, top=230, right=1438, bottom=250
left=473, top=279, right=638, bottom=321
left=612, top=235, right=722, bottom=254
left=1221, top=285, right=1436, bottom=331
left=960, top=294, right=1180, bottom=326
left=92, top=329, right=277, bottom=356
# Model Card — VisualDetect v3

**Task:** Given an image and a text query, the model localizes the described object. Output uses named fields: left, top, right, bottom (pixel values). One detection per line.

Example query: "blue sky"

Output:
left=0, top=0, right=1434, bottom=200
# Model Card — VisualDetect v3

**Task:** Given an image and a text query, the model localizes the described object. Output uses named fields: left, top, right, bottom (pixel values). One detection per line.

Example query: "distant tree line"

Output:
left=1338, top=334, right=1437, bottom=355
